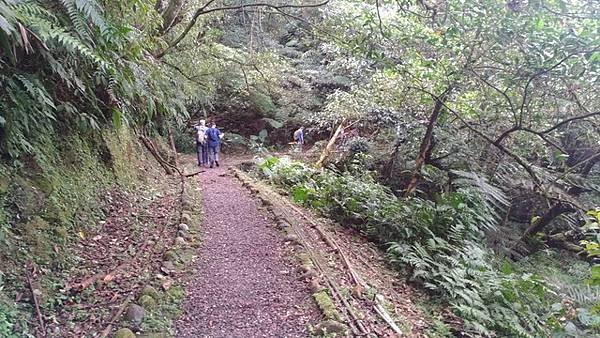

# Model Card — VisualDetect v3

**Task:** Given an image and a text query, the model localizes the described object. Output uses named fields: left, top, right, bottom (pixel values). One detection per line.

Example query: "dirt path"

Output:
left=176, top=160, right=319, bottom=337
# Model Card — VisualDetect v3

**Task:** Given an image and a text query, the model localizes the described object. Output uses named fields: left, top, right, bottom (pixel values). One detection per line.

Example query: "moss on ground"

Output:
left=313, top=290, right=341, bottom=321
left=129, top=172, right=203, bottom=337
left=0, top=128, right=156, bottom=336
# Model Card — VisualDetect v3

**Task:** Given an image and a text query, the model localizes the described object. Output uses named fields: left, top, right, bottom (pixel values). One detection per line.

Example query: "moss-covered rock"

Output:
left=114, top=328, right=136, bottom=338
left=140, top=286, right=160, bottom=300
left=181, top=213, right=192, bottom=224
left=163, top=250, right=179, bottom=262
left=313, top=290, right=341, bottom=321
left=0, top=175, right=10, bottom=194
left=126, top=304, right=145, bottom=324
left=139, top=294, right=156, bottom=309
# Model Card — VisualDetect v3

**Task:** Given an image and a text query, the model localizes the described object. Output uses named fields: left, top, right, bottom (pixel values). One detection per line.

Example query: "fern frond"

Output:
left=59, top=0, right=91, bottom=40
left=74, top=0, right=105, bottom=31
left=452, top=169, right=510, bottom=208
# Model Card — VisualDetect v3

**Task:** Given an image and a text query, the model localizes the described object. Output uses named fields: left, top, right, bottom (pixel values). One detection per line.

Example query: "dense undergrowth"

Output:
left=257, top=155, right=599, bottom=337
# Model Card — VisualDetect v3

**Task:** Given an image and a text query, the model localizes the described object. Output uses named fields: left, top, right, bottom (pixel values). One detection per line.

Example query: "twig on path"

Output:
left=26, top=261, right=46, bottom=337
left=184, top=170, right=204, bottom=177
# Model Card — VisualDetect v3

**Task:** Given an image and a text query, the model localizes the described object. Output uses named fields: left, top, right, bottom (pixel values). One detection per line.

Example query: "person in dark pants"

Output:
left=194, top=120, right=209, bottom=166
left=206, top=123, right=223, bottom=168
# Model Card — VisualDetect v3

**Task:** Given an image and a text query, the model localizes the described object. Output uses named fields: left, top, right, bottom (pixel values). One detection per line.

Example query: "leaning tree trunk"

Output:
left=316, top=120, right=346, bottom=168
left=514, top=202, right=576, bottom=246
left=404, top=88, right=451, bottom=197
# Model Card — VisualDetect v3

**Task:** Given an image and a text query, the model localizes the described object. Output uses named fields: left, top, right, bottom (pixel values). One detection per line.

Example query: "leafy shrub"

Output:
left=346, top=136, right=371, bottom=154
left=257, top=156, right=565, bottom=337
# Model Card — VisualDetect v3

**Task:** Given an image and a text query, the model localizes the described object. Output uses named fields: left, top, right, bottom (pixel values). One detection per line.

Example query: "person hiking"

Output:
left=206, top=122, right=223, bottom=168
left=293, top=126, right=304, bottom=151
left=195, top=120, right=209, bottom=167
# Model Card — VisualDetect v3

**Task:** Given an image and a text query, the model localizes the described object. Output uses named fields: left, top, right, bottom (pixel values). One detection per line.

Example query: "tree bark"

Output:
left=404, top=87, right=451, bottom=197
left=316, top=120, right=346, bottom=168
left=382, top=142, right=401, bottom=179
left=166, top=124, right=179, bottom=168
left=162, top=0, right=187, bottom=33
left=140, top=136, right=174, bottom=175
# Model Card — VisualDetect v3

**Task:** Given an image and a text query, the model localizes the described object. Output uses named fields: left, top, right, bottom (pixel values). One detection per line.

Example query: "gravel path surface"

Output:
left=176, top=162, right=319, bottom=337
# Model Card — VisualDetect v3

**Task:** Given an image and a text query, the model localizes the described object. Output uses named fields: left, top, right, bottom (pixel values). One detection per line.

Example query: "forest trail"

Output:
left=175, top=155, right=427, bottom=337
left=175, top=157, right=319, bottom=337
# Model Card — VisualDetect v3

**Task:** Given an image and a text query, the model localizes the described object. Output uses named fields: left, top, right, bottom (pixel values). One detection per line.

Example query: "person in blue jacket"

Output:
left=205, top=122, right=223, bottom=168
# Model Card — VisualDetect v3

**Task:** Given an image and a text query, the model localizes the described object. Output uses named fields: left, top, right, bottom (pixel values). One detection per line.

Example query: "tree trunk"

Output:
left=162, top=0, right=186, bottom=33
left=166, top=124, right=179, bottom=168
left=515, top=202, right=576, bottom=244
left=404, top=88, right=451, bottom=197
left=382, top=142, right=401, bottom=179
left=316, top=120, right=346, bottom=168
left=140, top=136, right=174, bottom=175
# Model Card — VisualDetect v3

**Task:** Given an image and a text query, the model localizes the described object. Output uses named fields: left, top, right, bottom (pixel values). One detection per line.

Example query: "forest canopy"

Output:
left=0, top=0, right=599, bottom=337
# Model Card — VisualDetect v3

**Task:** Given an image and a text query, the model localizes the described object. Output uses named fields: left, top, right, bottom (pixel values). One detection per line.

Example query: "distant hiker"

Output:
left=195, top=120, right=209, bottom=167
left=293, top=126, right=304, bottom=151
left=206, top=122, right=223, bottom=168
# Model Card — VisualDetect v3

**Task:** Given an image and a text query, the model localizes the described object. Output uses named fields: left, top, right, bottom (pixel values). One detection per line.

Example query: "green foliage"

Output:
left=0, top=298, right=16, bottom=338
left=258, top=156, right=566, bottom=336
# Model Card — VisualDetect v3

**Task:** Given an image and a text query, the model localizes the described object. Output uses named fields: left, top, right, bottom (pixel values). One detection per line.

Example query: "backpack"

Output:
left=196, top=127, right=207, bottom=144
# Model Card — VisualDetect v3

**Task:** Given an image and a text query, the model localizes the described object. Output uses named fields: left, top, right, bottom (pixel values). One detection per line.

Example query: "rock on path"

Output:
left=176, top=162, right=319, bottom=337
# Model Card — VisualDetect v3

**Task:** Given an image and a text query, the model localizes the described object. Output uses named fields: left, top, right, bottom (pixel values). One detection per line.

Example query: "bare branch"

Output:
left=517, top=49, right=595, bottom=125
left=540, top=111, right=600, bottom=134
left=155, top=0, right=329, bottom=58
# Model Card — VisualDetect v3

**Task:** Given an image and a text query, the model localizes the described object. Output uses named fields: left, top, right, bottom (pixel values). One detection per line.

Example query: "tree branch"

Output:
left=469, top=68, right=518, bottom=124
left=517, top=50, right=595, bottom=125
left=415, top=87, right=542, bottom=187
left=155, top=0, right=329, bottom=58
left=540, top=111, right=600, bottom=134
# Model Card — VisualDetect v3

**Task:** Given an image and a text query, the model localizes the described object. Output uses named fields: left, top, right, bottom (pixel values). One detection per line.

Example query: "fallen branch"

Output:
left=374, top=302, right=403, bottom=335
left=73, top=232, right=152, bottom=292
left=316, top=119, right=346, bottom=168
left=184, top=170, right=204, bottom=177
left=98, top=294, right=134, bottom=338
left=26, top=262, right=46, bottom=337
left=140, top=136, right=174, bottom=175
